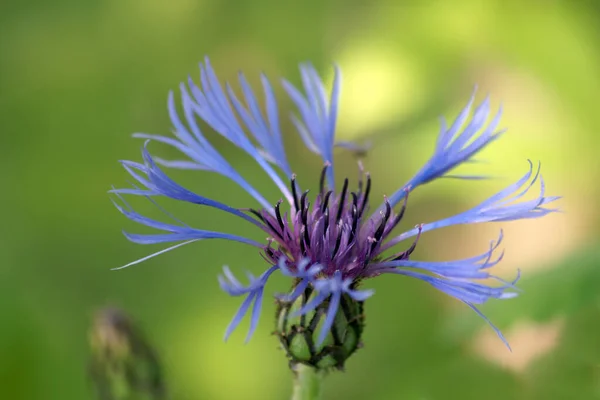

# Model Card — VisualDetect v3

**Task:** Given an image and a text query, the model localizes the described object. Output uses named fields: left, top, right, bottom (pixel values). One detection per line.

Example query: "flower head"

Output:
left=88, top=307, right=165, bottom=399
left=112, top=57, right=559, bottom=367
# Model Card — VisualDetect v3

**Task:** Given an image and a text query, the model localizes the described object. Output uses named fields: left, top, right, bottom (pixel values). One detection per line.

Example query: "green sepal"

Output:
left=275, top=285, right=366, bottom=371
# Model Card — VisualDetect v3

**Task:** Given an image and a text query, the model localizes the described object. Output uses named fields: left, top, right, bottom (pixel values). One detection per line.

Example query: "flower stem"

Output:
left=291, top=364, right=324, bottom=400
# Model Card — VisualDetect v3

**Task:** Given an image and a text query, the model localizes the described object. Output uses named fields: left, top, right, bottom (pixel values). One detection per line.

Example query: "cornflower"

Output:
left=112, top=57, right=559, bottom=373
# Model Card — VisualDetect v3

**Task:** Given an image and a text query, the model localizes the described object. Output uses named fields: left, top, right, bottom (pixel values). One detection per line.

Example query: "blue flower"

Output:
left=112, top=56, right=559, bottom=349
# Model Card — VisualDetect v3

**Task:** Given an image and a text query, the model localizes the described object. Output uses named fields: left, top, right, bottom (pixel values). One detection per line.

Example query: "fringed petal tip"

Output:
left=220, top=265, right=279, bottom=343
left=114, top=143, right=263, bottom=226
left=387, top=90, right=504, bottom=208
left=282, top=63, right=344, bottom=189
left=464, top=301, right=512, bottom=351
left=371, top=232, right=518, bottom=349
left=374, top=229, right=519, bottom=294
left=109, top=190, right=263, bottom=275
left=111, top=240, right=200, bottom=271
left=473, top=160, right=560, bottom=222
left=385, top=161, right=560, bottom=247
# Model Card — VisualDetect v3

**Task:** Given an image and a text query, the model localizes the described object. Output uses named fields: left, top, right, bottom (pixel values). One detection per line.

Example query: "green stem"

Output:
left=291, top=364, right=324, bottom=400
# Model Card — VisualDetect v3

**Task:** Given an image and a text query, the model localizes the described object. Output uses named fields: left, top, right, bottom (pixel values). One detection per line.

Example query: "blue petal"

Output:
left=276, top=258, right=323, bottom=302
left=387, top=90, right=504, bottom=208
left=262, top=73, right=289, bottom=174
left=112, top=144, right=262, bottom=227
left=112, top=240, right=199, bottom=271
left=345, top=287, right=375, bottom=302
left=227, top=72, right=292, bottom=177
left=224, top=294, right=255, bottom=341
left=219, top=265, right=279, bottom=342
left=384, top=269, right=518, bottom=304
left=132, top=132, right=207, bottom=167
left=121, top=220, right=261, bottom=247
left=276, top=279, right=309, bottom=303
left=246, top=287, right=266, bottom=343
left=112, top=195, right=262, bottom=269
left=185, top=60, right=294, bottom=205
left=282, top=64, right=342, bottom=189
left=317, top=289, right=341, bottom=346
left=290, top=291, right=329, bottom=318
left=464, top=301, right=511, bottom=351
left=370, top=234, right=517, bottom=349
left=373, top=231, right=518, bottom=297
left=289, top=271, right=374, bottom=346
left=127, top=56, right=299, bottom=209
left=383, top=162, right=559, bottom=249
left=152, top=158, right=210, bottom=170
left=377, top=250, right=504, bottom=279
left=124, top=230, right=243, bottom=244
left=278, top=257, right=323, bottom=279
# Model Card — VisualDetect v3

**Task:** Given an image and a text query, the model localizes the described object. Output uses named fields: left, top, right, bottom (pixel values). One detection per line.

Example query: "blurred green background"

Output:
left=1, top=0, right=599, bottom=399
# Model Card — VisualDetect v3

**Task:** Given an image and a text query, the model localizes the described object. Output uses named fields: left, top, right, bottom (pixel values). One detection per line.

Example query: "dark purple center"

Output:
left=248, top=166, right=421, bottom=280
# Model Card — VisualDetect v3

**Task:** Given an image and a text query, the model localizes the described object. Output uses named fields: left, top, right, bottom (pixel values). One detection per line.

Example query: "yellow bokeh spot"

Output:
left=335, top=44, right=424, bottom=141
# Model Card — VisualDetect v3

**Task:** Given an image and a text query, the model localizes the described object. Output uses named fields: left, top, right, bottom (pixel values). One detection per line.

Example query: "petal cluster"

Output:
left=113, top=57, right=559, bottom=348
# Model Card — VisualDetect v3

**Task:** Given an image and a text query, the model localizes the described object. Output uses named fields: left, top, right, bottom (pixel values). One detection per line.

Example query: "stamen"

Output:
left=300, top=228, right=307, bottom=254
left=385, top=190, right=409, bottom=235
left=290, top=174, right=300, bottom=211
left=336, top=178, right=349, bottom=222
left=300, top=192, right=311, bottom=247
left=248, top=208, right=266, bottom=223
left=265, top=247, right=275, bottom=258
left=332, top=221, right=343, bottom=259
left=348, top=204, right=358, bottom=244
left=301, top=201, right=310, bottom=227
left=300, top=190, right=310, bottom=214
left=303, top=224, right=311, bottom=249
left=359, top=174, right=371, bottom=217
left=260, top=172, right=407, bottom=277
left=274, top=200, right=285, bottom=230
left=264, top=217, right=284, bottom=240
left=390, top=224, right=423, bottom=261
left=321, top=190, right=333, bottom=213
left=319, top=163, right=330, bottom=195
left=351, top=192, right=358, bottom=209
left=260, top=252, right=272, bottom=264
left=256, top=208, right=283, bottom=240
left=262, top=246, right=277, bottom=263
left=357, top=160, right=365, bottom=194
left=371, top=199, right=391, bottom=252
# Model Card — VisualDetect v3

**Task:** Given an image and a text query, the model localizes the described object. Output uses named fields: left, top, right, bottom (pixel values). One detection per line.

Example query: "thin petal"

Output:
left=464, top=301, right=511, bottom=351
left=283, top=64, right=347, bottom=189
left=224, top=294, right=255, bottom=341
left=220, top=265, right=279, bottom=342
left=386, top=91, right=504, bottom=208
left=112, top=240, right=199, bottom=271
left=317, top=289, right=341, bottom=346
left=383, top=162, right=558, bottom=250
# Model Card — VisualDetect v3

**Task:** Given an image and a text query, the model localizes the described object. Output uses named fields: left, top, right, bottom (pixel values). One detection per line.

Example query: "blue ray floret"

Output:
left=219, top=265, right=279, bottom=342
left=113, top=57, right=560, bottom=351
left=282, top=64, right=341, bottom=188
left=290, top=270, right=374, bottom=346
left=276, top=258, right=323, bottom=302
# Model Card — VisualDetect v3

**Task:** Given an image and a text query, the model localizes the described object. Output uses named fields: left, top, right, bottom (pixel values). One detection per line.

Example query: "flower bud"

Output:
left=88, top=308, right=165, bottom=400
left=275, top=286, right=365, bottom=371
